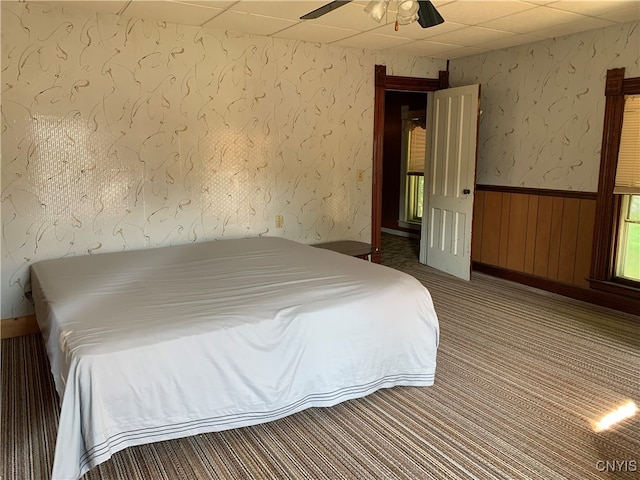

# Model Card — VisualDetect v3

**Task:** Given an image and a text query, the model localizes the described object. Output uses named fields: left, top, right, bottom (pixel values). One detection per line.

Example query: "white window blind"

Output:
left=615, top=95, right=640, bottom=194
left=407, top=120, right=426, bottom=175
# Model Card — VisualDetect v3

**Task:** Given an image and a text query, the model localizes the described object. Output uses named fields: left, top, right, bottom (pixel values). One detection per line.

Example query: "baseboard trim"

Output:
left=1, top=315, right=39, bottom=339
left=472, top=262, right=640, bottom=317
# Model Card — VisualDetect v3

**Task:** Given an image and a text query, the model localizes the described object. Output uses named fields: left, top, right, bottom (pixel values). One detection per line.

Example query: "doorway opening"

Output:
left=382, top=91, right=428, bottom=241
left=371, top=65, right=449, bottom=264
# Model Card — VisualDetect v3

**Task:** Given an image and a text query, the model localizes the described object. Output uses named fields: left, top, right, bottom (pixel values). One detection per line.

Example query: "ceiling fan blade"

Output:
left=417, top=0, right=444, bottom=28
left=300, top=0, right=353, bottom=20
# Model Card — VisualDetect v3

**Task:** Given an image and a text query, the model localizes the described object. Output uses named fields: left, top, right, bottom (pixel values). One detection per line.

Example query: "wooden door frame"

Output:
left=371, top=65, right=449, bottom=263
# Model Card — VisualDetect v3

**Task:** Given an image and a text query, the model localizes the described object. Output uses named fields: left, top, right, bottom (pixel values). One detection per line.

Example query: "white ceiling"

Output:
left=25, top=0, right=640, bottom=59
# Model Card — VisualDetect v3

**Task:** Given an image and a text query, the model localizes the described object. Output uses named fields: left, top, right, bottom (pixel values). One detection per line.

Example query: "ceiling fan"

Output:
left=300, top=0, right=444, bottom=30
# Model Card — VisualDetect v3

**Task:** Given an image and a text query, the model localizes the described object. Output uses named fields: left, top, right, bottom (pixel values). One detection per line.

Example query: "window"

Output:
left=616, top=194, right=640, bottom=281
left=591, top=69, right=640, bottom=299
left=406, top=174, right=425, bottom=222
left=613, top=94, right=640, bottom=283
left=400, top=107, right=426, bottom=225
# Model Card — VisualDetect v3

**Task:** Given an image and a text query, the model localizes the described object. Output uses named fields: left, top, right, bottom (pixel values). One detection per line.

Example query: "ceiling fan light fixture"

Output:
left=398, top=0, right=419, bottom=15
left=397, top=13, right=419, bottom=25
left=365, top=0, right=390, bottom=23
left=417, top=0, right=445, bottom=28
left=396, top=0, right=419, bottom=24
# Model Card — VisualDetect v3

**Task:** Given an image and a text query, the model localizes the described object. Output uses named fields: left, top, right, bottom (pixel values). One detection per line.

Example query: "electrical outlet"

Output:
left=275, top=215, right=284, bottom=228
left=357, top=169, right=364, bottom=181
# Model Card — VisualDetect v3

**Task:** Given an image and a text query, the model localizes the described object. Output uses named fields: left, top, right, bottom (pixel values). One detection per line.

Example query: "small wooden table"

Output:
left=313, top=241, right=373, bottom=260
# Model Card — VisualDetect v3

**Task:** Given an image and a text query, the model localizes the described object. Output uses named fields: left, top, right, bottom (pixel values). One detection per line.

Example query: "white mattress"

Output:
left=30, top=237, right=439, bottom=480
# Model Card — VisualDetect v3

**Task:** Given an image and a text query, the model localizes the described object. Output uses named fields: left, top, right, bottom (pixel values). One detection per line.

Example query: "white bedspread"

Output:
left=30, top=237, right=439, bottom=480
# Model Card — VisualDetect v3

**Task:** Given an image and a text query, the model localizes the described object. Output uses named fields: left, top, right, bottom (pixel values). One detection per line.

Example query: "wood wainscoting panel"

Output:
left=533, top=196, right=554, bottom=277
left=574, top=199, right=597, bottom=287
left=472, top=190, right=485, bottom=262
left=524, top=195, right=539, bottom=274
left=480, top=191, right=502, bottom=265
left=498, top=193, right=511, bottom=268
left=506, top=193, right=529, bottom=272
left=557, top=198, right=581, bottom=284
left=473, top=186, right=597, bottom=289
left=547, top=197, right=564, bottom=281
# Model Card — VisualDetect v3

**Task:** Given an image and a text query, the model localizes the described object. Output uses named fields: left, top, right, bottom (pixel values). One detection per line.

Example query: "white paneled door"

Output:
left=419, top=84, right=480, bottom=280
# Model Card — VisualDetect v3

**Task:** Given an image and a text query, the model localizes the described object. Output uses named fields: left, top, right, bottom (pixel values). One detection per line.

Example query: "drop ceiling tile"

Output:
left=429, top=26, right=517, bottom=46
left=534, top=15, right=615, bottom=39
left=441, top=45, right=490, bottom=59
left=123, top=1, right=224, bottom=25
left=369, top=20, right=467, bottom=40
left=382, top=39, right=461, bottom=56
left=474, top=33, right=545, bottom=51
left=385, top=41, right=487, bottom=60
left=311, top=2, right=394, bottom=31
left=546, top=1, right=636, bottom=18
left=595, top=3, right=640, bottom=22
left=229, top=1, right=329, bottom=21
left=332, top=31, right=414, bottom=50
left=435, top=0, right=538, bottom=26
left=171, top=0, right=237, bottom=8
left=410, top=20, right=469, bottom=39
left=478, top=5, right=590, bottom=34
left=203, top=9, right=298, bottom=35
left=275, top=23, right=359, bottom=43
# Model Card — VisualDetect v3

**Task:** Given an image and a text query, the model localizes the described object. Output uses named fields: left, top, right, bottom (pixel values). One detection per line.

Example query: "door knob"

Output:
left=463, top=189, right=471, bottom=194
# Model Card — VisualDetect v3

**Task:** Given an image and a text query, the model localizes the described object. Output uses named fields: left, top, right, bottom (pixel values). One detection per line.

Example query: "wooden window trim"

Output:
left=590, top=68, right=640, bottom=296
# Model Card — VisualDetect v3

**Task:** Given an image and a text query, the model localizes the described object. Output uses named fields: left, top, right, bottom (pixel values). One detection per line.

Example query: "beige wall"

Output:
left=0, top=2, right=445, bottom=318
left=449, top=21, right=640, bottom=192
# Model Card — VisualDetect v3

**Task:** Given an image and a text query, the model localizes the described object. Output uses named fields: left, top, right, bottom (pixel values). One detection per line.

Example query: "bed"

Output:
left=30, top=236, right=439, bottom=480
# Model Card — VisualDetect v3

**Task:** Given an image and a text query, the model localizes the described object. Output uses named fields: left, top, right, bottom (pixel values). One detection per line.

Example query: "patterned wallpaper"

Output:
left=449, top=21, right=640, bottom=192
left=0, top=2, right=444, bottom=318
